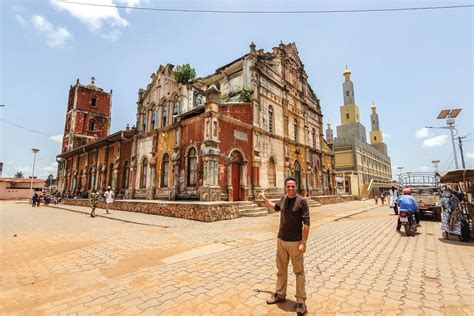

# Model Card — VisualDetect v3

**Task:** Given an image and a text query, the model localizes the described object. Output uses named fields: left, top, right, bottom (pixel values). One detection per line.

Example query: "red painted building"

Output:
left=61, top=77, right=112, bottom=153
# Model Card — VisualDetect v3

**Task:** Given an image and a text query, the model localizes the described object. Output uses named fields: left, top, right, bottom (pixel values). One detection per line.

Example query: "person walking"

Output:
left=380, top=192, right=385, bottom=205
left=103, top=186, right=114, bottom=214
left=388, top=185, right=399, bottom=215
left=89, top=189, right=100, bottom=218
left=259, top=176, right=310, bottom=315
left=32, top=192, right=38, bottom=207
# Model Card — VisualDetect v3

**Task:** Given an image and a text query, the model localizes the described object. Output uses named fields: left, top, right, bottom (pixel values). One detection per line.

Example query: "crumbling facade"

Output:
left=57, top=42, right=333, bottom=201
left=127, top=42, right=327, bottom=201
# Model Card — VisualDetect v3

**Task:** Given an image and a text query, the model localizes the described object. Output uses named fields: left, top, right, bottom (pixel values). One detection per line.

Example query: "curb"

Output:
left=49, top=205, right=171, bottom=228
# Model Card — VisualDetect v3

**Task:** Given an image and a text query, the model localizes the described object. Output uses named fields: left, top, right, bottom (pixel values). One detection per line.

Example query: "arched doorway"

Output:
left=231, top=151, right=243, bottom=201
left=294, top=160, right=301, bottom=194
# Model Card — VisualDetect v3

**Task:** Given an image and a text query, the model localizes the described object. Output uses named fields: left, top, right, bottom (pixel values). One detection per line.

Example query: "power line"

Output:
left=58, top=1, right=474, bottom=14
left=0, top=118, right=50, bottom=137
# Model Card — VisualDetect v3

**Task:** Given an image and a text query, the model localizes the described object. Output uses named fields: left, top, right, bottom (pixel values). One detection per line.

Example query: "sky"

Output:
left=1, top=0, right=473, bottom=179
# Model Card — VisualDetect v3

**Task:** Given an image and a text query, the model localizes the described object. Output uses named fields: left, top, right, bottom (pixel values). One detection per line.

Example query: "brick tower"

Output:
left=61, top=77, right=112, bottom=153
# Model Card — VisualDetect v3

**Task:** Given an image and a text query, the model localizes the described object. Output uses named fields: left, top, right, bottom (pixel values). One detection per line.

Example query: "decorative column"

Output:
left=147, top=154, right=156, bottom=200
left=241, top=161, right=249, bottom=200
left=199, top=85, right=221, bottom=201
left=170, top=118, right=181, bottom=200
left=126, top=156, right=137, bottom=199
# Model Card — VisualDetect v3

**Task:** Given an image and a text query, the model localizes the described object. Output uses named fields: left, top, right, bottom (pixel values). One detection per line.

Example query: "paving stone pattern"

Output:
left=1, top=201, right=473, bottom=315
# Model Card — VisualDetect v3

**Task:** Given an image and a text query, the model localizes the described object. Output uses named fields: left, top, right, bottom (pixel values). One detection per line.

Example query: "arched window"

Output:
left=108, top=163, right=114, bottom=188
left=141, top=113, right=147, bottom=132
left=162, top=105, right=168, bottom=127
left=173, top=101, right=180, bottom=115
left=122, top=161, right=129, bottom=189
left=89, top=120, right=95, bottom=131
left=161, top=154, right=169, bottom=187
left=90, top=96, right=97, bottom=107
left=312, top=128, right=316, bottom=148
left=268, top=105, right=274, bottom=133
left=151, top=110, right=157, bottom=129
left=187, top=148, right=197, bottom=186
left=268, top=157, right=276, bottom=187
left=140, top=158, right=148, bottom=188
left=294, top=119, right=298, bottom=142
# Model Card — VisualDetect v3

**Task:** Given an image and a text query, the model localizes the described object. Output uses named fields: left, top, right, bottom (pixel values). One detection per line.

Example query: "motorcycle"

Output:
left=398, top=210, right=418, bottom=236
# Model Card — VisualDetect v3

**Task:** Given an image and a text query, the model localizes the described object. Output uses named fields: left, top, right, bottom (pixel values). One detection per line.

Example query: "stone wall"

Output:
left=312, top=195, right=358, bottom=205
left=63, top=199, right=239, bottom=222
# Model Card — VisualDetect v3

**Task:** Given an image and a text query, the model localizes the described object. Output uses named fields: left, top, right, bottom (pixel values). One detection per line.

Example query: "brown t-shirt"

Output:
left=274, top=195, right=310, bottom=242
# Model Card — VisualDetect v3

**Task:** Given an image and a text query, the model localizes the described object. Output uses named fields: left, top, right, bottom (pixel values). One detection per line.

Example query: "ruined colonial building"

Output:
left=326, top=67, right=392, bottom=196
left=57, top=42, right=334, bottom=201
left=56, top=79, right=136, bottom=195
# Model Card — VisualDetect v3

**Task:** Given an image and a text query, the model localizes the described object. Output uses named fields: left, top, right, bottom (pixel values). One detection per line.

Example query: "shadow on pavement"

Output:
left=276, top=299, right=297, bottom=312
left=438, top=238, right=474, bottom=247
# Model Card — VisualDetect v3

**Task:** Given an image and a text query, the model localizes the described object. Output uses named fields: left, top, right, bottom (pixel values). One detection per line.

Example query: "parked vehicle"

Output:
left=399, top=172, right=442, bottom=221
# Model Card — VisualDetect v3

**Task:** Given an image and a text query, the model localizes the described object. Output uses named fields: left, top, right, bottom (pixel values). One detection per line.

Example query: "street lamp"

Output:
left=30, top=148, right=40, bottom=195
left=426, top=108, right=462, bottom=169
left=432, top=160, right=440, bottom=185
left=397, top=166, right=404, bottom=183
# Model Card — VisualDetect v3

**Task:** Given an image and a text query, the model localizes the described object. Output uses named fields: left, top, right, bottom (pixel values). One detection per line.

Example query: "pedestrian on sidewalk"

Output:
left=380, top=192, right=385, bottom=205
left=103, top=186, right=114, bottom=214
left=89, top=189, right=100, bottom=218
left=259, top=176, right=310, bottom=315
left=388, top=185, right=399, bottom=215
left=374, top=193, right=378, bottom=205
left=32, top=192, right=38, bottom=207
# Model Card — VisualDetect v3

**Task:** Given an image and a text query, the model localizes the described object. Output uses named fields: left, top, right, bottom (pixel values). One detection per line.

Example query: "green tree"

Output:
left=14, top=171, right=24, bottom=178
left=238, top=87, right=253, bottom=102
left=174, top=64, right=197, bottom=84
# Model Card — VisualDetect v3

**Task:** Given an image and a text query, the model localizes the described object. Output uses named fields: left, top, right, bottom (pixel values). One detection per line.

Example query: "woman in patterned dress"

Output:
left=438, top=190, right=462, bottom=239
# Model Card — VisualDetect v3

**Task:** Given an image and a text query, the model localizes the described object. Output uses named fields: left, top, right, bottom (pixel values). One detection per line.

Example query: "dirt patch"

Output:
left=0, top=239, right=95, bottom=272
left=100, top=237, right=191, bottom=278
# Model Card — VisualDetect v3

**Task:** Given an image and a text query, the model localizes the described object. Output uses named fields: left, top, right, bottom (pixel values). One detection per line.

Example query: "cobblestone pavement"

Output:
left=1, top=201, right=473, bottom=315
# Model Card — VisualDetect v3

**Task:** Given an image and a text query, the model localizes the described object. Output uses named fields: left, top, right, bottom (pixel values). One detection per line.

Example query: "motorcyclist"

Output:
left=396, top=187, right=420, bottom=231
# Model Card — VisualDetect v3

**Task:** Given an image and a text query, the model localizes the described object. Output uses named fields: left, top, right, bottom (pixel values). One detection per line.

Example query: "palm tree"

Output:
left=14, top=171, right=24, bottom=178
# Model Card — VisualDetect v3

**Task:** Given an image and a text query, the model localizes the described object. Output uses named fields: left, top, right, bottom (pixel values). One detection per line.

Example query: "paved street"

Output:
left=1, top=200, right=473, bottom=315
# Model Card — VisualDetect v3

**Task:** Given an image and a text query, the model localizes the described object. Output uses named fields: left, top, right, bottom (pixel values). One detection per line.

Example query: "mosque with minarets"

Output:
left=326, top=67, right=392, bottom=196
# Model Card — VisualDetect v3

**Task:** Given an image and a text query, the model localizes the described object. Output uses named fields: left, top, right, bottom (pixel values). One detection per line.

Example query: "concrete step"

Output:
left=238, top=203, right=258, bottom=210
left=240, top=210, right=269, bottom=217
left=239, top=207, right=268, bottom=214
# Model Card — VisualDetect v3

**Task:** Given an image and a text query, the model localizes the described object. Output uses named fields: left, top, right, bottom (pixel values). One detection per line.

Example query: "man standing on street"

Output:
left=103, top=186, right=114, bottom=214
left=259, top=176, right=310, bottom=314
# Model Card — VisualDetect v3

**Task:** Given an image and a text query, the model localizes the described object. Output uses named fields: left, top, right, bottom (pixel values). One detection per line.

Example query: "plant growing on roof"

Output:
left=237, top=86, right=253, bottom=102
left=174, top=64, right=197, bottom=84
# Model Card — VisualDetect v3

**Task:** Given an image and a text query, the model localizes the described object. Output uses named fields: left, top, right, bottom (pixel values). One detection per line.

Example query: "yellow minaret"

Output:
left=340, top=66, right=361, bottom=125
left=369, top=102, right=383, bottom=144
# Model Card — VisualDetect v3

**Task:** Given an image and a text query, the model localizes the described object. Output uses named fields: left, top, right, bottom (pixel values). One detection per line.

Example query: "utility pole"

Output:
left=458, top=136, right=466, bottom=169
left=30, top=148, right=40, bottom=195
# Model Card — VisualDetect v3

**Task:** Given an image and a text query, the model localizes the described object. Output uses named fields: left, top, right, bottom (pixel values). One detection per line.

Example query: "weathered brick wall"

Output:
left=63, top=199, right=240, bottom=222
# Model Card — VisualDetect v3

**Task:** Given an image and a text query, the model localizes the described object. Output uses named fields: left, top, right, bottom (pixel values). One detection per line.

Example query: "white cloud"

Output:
left=125, top=0, right=141, bottom=13
left=51, top=0, right=128, bottom=41
left=422, top=135, right=448, bottom=148
left=16, top=14, right=26, bottom=25
left=31, top=15, right=72, bottom=47
left=466, top=153, right=474, bottom=160
left=383, top=133, right=391, bottom=139
left=416, top=128, right=430, bottom=139
left=17, top=166, right=31, bottom=173
left=49, top=134, right=63, bottom=143
left=416, top=166, right=432, bottom=172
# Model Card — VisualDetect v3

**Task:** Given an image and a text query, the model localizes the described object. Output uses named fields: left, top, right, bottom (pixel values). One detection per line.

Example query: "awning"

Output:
left=436, top=169, right=474, bottom=183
